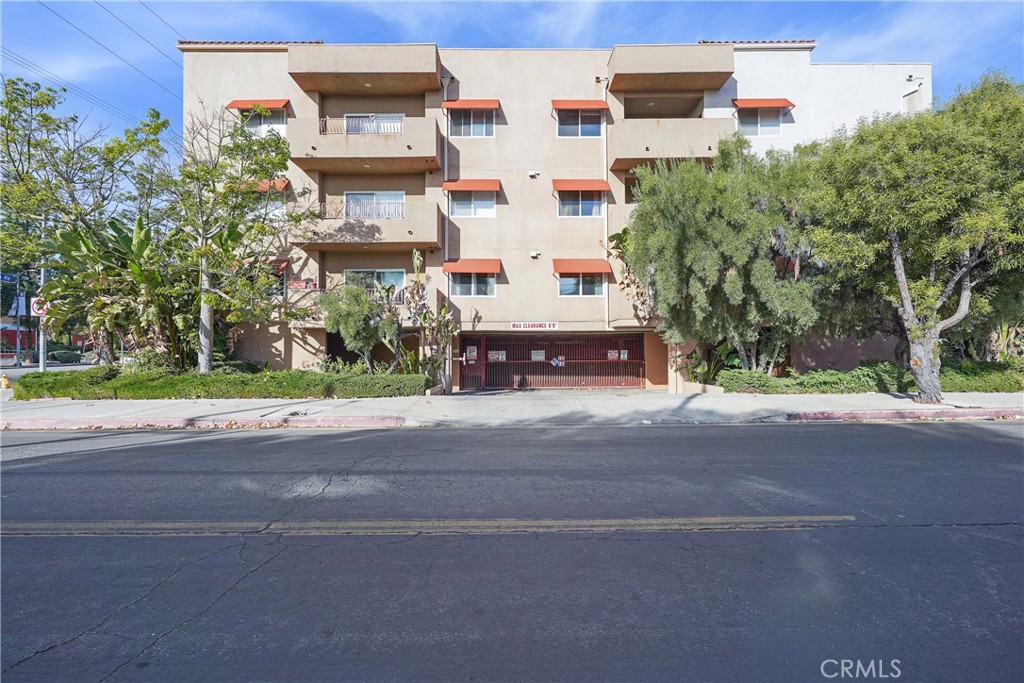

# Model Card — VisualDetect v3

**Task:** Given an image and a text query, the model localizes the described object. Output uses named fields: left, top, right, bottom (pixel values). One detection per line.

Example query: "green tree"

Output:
left=811, top=72, right=1024, bottom=403
left=319, top=285, right=384, bottom=371
left=2, top=77, right=171, bottom=356
left=171, top=105, right=310, bottom=373
left=624, top=136, right=818, bottom=373
left=40, top=216, right=192, bottom=366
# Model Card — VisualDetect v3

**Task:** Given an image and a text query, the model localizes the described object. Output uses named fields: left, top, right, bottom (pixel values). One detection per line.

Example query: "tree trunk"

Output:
left=361, top=350, right=373, bottom=373
left=198, top=265, right=212, bottom=373
left=909, top=334, right=943, bottom=404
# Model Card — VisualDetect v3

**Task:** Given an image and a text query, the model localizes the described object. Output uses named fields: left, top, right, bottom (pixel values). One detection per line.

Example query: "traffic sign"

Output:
left=30, top=297, right=48, bottom=317
left=0, top=273, right=16, bottom=284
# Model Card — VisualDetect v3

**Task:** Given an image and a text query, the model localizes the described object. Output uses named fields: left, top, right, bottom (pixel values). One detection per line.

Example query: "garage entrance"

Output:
left=459, top=333, right=645, bottom=390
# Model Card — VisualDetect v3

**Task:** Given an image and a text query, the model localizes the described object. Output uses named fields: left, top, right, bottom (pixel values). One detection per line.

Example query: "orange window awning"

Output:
left=226, top=99, right=290, bottom=110
left=552, top=258, right=613, bottom=274
left=241, top=178, right=290, bottom=192
left=732, top=98, right=795, bottom=109
left=442, top=259, right=502, bottom=274
left=551, top=99, right=609, bottom=110
left=442, top=99, right=500, bottom=110
left=552, top=179, right=611, bottom=192
left=243, top=258, right=289, bottom=274
left=442, top=179, right=501, bottom=192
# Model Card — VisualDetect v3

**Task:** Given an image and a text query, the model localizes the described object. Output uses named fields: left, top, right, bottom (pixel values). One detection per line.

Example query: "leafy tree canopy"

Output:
left=811, top=71, right=1024, bottom=402
left=624, top=136, right=818, bottom=372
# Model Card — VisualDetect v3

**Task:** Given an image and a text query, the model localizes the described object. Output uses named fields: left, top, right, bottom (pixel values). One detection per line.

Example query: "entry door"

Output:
left=460, top=336, right=485, bottom=390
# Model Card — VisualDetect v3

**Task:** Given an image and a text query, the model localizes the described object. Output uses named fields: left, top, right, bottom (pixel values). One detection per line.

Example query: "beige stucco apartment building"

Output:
left=179, top=39, right=931, bottom=390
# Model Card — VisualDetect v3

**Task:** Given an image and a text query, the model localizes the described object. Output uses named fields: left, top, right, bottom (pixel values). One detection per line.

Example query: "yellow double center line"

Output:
left=1, top=515, right=857, bottom=537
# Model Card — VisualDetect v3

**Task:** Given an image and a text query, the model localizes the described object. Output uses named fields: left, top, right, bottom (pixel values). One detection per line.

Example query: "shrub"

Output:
left=80, top=365, right=120, bottom=384
left=715, top=370, right=793, bottom=394
left=123, top=348, right=173, bottom=373
left=714, top=360, right=1022, bottom=394
left=47, top=351, right=82, bottom=363
left=211, top=360, right=263, bottom=375
left=12, top=368, right=432, bottom=400
left=940, top=361, right=1024, bottom=393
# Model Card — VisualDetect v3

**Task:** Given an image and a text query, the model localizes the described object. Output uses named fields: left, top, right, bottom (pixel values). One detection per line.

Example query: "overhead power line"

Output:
left=1, top=47, right=184, bottom=147
left=2, top=48, right=138, bottom=126
left=93, top=1, right=182, bottom=69
left=138, top=0, right=186, bottom=40
left=35, top=0, right=182, bottom=102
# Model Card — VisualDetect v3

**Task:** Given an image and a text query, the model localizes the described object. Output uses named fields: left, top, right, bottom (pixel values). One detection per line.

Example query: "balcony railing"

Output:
left=319, top=200, right=406, bottom=220
left=320, top=114, right=405, bottom=135
left=285, top=285, right=405, bottom=313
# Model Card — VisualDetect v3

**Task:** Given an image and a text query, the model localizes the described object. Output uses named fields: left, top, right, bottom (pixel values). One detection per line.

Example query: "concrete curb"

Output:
left=0, top=416, right=408, bottom=431
left=785, top=407, right=1024, bottom=422
left=1, top=408, right=1021, bottom=430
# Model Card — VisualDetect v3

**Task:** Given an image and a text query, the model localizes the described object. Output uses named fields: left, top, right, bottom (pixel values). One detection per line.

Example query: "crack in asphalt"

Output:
left=0, top=541, right=244, bottom=675
left=97, top=538, right=288, bottom=682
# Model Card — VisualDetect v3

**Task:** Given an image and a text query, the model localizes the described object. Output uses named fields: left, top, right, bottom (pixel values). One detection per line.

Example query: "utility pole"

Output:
left=38, top=266, right=46, bottom=372
left=14, top=273, right=22, bottom=367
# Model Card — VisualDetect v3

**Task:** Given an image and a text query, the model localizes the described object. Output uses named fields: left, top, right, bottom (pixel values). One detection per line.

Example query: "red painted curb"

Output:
left=0, top=416, right=407, bottom=430
left=786, top=408, right=1024, bottom=422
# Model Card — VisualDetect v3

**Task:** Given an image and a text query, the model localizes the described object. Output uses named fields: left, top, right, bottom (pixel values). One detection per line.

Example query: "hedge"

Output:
left=12, top=367, right=432, bottom=400
left=715, top=361, right=1024, bottom=394
left=47, top=351, right=82, bottom=363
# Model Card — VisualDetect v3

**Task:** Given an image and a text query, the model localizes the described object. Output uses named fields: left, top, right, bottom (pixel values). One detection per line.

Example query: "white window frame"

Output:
left=242, top=109, right=286, bottom=137
left=450, top=272, right=497, bottom=298
left=557, top=273, right=605, bottom=297
left=450, top=109, right=495, bottom=138
left=557, top=190, right=604, bottom=217
left=556, top=109, right=604, bottom=138
left=342, top=191, right=405, bottom=219
left=342, top=113, right=404, bottom=135
left=450, top=190, right=496, bottom=218
left=737, top=108, right=782, bottom=137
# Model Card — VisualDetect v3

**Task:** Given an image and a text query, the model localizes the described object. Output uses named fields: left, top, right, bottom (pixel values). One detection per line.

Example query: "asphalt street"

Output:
left=1, top=423, right=1022, bottom=682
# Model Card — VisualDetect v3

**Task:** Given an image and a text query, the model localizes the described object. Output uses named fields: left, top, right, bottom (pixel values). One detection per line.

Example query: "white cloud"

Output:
left=813, top=1, right=1022, bottom=79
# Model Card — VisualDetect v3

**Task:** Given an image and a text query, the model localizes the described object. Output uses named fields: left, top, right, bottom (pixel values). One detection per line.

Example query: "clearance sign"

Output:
left=510, top=322, right=558, bottom=330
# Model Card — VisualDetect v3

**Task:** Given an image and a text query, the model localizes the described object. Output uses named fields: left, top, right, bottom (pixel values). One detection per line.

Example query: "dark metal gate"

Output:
left=460, top=333, right=645, bottom=389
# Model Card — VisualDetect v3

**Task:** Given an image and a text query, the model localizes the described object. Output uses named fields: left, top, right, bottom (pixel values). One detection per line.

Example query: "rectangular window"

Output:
left=243, top=109, right=285, bottom=137
left=558, top=190, right=604, bottom=217
left=451, top=273, right=496, bottom=297
left=342, top=113, right=404, bottom=135
left=344, top=269, right=406, bottom=291
left=737, top=108, right=781, bottom=137
left=343, top=191, right=405, bottom=219
left=451, top=109, right=494, bottom=137
left=557, top=109, right=603, bottom=137
left=450, top=190, right=496, bottom=217
left=558, top=274, right=604, bottom=297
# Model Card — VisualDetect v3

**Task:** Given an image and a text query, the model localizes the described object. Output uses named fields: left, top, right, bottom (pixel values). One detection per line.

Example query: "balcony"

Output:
left=286, top=286, right=410, bottom=329
left=288, top=44, right=441, bottom=95
left=289, top=117, right=441, bottom=174
left=289, top=198, right=442, bottom=251
left=608, top=44, right=734, bottom=92
left=609, top=117, right=734, bottom=171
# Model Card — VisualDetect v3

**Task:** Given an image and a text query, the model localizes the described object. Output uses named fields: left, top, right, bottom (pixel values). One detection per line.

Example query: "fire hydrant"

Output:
left=0, top=374, right=10, bottom=390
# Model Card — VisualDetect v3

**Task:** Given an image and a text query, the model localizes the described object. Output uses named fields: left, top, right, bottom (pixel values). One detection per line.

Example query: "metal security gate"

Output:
left=460, top=334, right=645, bottom=389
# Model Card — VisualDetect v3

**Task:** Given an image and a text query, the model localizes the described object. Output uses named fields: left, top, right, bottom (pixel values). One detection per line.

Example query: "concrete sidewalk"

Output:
left=1, top=389, right=1021, bottom=430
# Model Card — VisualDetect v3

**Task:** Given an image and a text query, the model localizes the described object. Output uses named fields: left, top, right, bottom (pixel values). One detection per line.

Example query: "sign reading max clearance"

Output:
left=511, top=322, right=558, bottom=330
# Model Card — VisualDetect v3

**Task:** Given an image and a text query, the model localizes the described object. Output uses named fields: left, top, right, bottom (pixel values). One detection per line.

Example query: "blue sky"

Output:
left=2, top=1, right=1022, bottom=142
